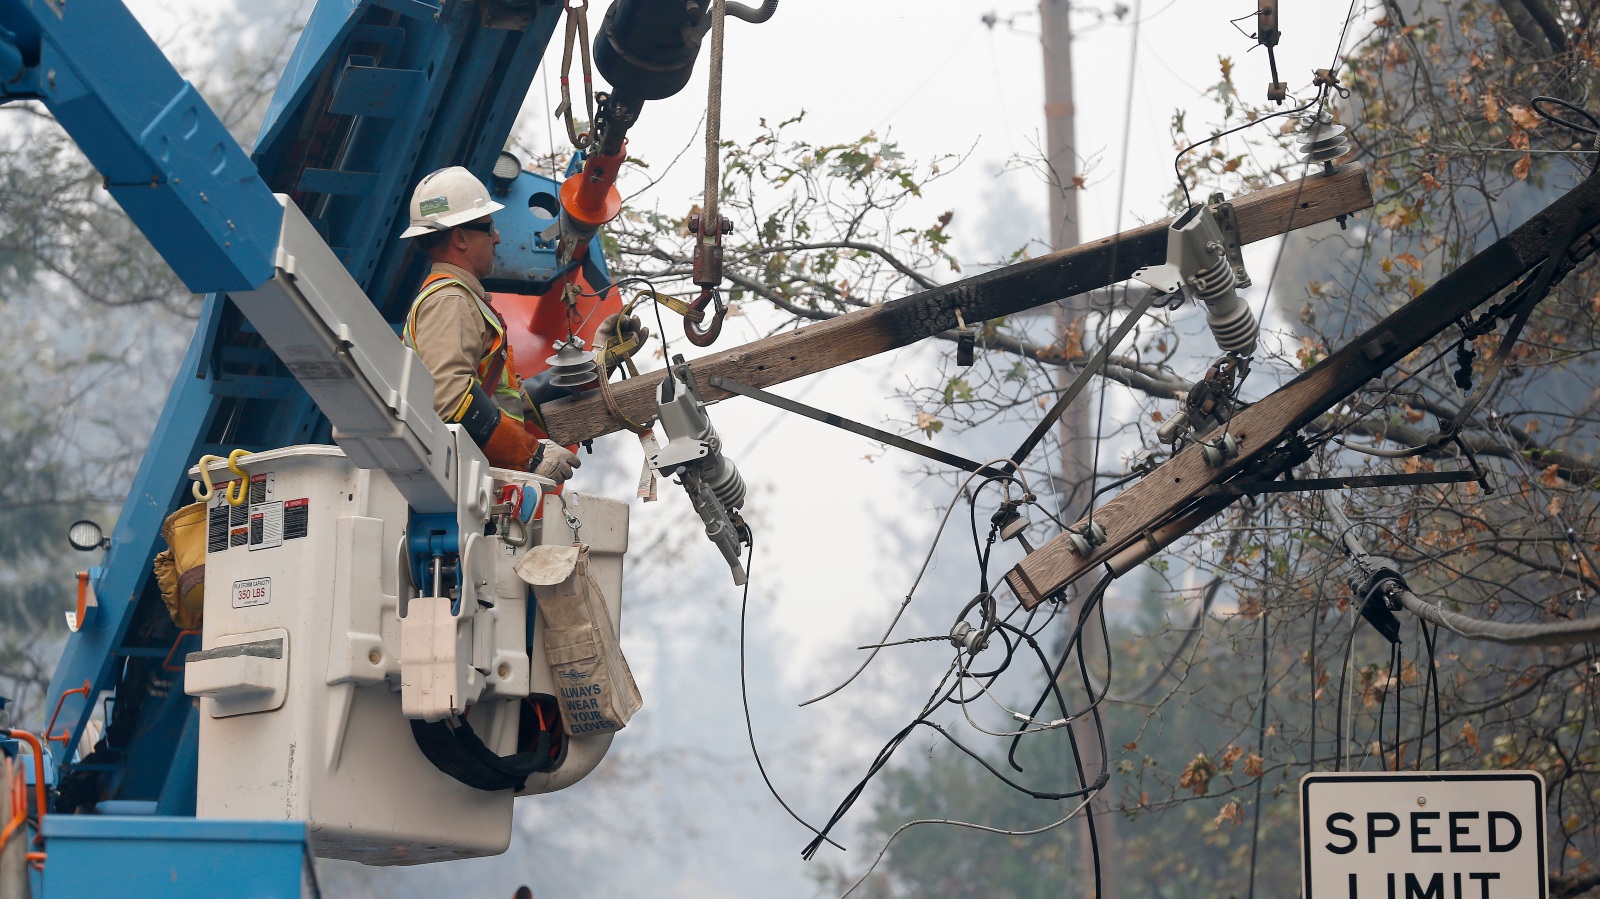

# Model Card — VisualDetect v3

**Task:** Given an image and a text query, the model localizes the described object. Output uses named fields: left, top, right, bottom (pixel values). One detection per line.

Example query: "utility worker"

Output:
left=399, top=166, right=581, bottom=483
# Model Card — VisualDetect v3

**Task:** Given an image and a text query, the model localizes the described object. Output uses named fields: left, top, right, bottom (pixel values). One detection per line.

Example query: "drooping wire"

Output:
left=1309, top=554, right=1325, bottom=770
left=1530, top=95, right=1600, bottom=175
left=837, top=795, right=1097, bottom=899
left=1070, top=616, right=1109, bottom=899
left=1246, top=608, right=1270, bottom=899
left=1416, top=618, right=1441, bottom=770
left=805, top=568, right=1113, bottom=862
left=801, top=459, right=1026, bottom=707
left=1333, top=621, right=1357, bottom=772
left=1392, top=638, right=1402, bottom=771
left=1007, top=573, right=1115, bottom=772
left=800, top=669, right=1109, bottom=861
left=736, top=538, right=843, bottom=849
left=1172, top=97, right=1318, bottom=209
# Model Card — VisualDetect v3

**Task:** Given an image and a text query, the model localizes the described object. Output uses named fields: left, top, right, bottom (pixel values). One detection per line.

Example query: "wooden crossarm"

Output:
left=1005, top=170, right=1600, bottom=608
left=541, top=165, right=1375, bottom=445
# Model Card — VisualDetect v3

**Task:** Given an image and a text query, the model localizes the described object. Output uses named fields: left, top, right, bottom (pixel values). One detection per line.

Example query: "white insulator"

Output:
left=1299, top=113, right=1350, bottom=168
left=1190, top=256, right=1235, bottom=304
left=1189, top=256, right=1259, bottom=356
left=704, top=454, right=746, bottom=511
left=1205, top=299, right=1259, bottom=355
left=546, top=340, right=599, bottom=388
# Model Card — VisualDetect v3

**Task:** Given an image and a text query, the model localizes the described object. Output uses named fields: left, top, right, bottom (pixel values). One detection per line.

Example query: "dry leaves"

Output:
left=1213, top=799, right=1244, bottom=828
left=1179, top=753, right=1216, bottom=796
left=1221, top=745, right=1246, bottom=771
left=1507, top=104, right=1541, bottom=131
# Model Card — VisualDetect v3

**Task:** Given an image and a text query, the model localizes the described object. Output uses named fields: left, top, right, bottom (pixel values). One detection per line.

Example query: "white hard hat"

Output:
left=400, top=166, right=506, bottom=239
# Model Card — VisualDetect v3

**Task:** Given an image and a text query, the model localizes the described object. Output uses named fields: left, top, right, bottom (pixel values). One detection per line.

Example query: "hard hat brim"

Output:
left=399, top=198, right=506, bottom=239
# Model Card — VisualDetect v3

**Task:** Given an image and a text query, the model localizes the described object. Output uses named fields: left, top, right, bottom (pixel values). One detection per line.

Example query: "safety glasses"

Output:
left=458, top=220, right=497, bottom=235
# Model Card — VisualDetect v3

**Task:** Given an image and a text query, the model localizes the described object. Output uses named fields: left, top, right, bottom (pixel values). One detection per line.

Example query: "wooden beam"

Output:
left=542, top=164, right=1374, bottom=446
left=1004, top=169, right=1600, bottom=608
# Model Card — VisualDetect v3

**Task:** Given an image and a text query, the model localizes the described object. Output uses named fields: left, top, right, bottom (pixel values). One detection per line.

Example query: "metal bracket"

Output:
left=707, top=375, right=1011, bottom=479
left=1208, top=193, right=1252, bottom=289
left=1350, top=558, right=1406, bottom=645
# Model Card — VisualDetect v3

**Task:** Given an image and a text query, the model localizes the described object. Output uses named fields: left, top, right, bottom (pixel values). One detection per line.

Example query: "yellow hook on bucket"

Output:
left=191, top=449, right=252, bottom=506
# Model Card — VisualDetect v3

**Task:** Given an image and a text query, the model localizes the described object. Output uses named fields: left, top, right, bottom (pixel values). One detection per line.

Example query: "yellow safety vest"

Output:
left=403, top=273, right=525, bottom=422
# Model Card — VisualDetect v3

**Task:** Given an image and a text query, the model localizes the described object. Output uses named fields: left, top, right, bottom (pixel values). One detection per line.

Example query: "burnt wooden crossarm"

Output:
left=1004, top=169, right=1600, bottom=609
left=541, top=165, right=1375, bottom=446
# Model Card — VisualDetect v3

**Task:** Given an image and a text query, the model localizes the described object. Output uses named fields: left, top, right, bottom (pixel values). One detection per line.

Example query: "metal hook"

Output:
left=684, top=287, right=726, bottom=347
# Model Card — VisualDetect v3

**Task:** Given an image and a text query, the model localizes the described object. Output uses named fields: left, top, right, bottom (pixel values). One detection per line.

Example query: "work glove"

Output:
left=596, top=312, right=650, bottom=372
left=531, top=439, right=581, bottom=485
left=483, top=415, right=541, bottom=471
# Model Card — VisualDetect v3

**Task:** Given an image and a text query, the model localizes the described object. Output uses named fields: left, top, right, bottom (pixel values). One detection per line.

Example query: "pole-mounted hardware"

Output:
left=1256, top=1, right=1286, bottom=104
left=651, top=357, right=752, bottom=585
left=1324, top=497, right=1405, bottom=645
left=1067, top=520, right=1108, bottom=558
left=1007, top=161, right=1600, bottom=609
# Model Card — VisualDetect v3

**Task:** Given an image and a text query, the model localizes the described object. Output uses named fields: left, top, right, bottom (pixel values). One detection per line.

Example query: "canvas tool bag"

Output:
left=154, top=501, right=208, bottom=629
left=515, top=544, right=641, bottom=734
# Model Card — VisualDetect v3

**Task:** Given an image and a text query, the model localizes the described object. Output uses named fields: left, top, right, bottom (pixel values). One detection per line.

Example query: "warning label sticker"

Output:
left=207, top=503, right=229, bottom=553
left=232, top=576, right=271, bottom=609
left=248, top=472, right=275, bottom=505
left=284, top=498, right=309, bottom=540
left=229, top=501, right=248, bottom=548
left=201, top=471, right=305, bottom=553
left=249, top=501, right=284, bottom=551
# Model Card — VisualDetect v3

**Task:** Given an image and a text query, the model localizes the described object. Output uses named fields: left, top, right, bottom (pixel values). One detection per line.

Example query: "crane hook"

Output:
left=684, top=287, right=726, bottom=347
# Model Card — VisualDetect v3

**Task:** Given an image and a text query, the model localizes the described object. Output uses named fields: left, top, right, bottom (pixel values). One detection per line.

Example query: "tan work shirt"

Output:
left=408, top=263, right=523, bottom=420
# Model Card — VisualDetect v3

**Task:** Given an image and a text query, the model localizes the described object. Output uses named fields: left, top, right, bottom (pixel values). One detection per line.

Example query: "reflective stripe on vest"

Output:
left=403, top=273, right=525, bottom=422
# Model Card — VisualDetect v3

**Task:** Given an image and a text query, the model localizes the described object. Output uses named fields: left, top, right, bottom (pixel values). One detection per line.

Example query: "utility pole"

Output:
left=1040, top=2, right=1118, bottom=896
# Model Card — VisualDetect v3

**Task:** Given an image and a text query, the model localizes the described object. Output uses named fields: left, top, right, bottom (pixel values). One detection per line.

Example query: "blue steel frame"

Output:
left=40, top=816, right=313, bottom=898
left=0, top=0, right=617, bottom=836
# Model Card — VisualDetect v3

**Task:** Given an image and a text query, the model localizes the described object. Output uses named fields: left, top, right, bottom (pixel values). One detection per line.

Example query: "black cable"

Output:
left=801, top=598, right=1108, bottom=861
left=1530, top=96, right=1600, bottom=176
left=799, top=712, right=1109, bottom=861
left=1007, top=574, right=1114, bottom=772
left=736, top=538, right=842, bottom=849
left=1071, top=627, right=1107, bottom=899
left=1393, top=638, right=1402, bottom=771
left=1413, top=619, right=1427, bottom=770
left=1532, top=95, right=1600, bottom=135
left=995, top=620, right=1073, bottom=720
left=1375, top=642, right=1393, bottom=770
left=1172, top=98, right=1318, bottom=208
left=1246, top=610, right=1269, bottom=899
left=1334, top=625, right=1357, bottom=772
left=1309, top=565, right=1323, bottom=770
left=1424, top=623, right=1441, bottom=768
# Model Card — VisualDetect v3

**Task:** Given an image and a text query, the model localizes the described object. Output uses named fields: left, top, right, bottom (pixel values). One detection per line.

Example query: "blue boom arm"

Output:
left=0, top=0, right=588, bottom=821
